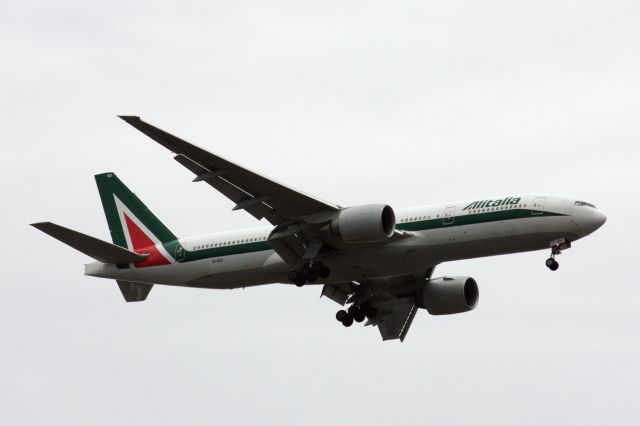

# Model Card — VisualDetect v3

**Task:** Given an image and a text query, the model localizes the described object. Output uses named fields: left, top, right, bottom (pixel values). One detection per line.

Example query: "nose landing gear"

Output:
left=545, top=238, right=571, bottom=271
left=545, top=257, right=559, bottom=271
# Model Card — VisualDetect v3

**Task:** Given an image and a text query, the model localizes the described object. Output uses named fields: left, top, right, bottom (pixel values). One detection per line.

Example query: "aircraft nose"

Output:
left=593, top=209, right=607, bottom=230
left=583, top=209, right=607, bottom=235
left=574, top=208, right=607, bottom=237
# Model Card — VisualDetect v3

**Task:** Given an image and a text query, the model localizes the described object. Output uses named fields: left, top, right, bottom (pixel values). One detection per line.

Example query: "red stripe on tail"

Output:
left=124, top=213, right=171, bottom=267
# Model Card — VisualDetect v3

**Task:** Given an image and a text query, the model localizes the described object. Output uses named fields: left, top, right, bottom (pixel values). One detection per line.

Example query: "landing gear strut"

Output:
left=545, top=238, right=571, bottom=271
left=289, top=261, right=330, bottom=286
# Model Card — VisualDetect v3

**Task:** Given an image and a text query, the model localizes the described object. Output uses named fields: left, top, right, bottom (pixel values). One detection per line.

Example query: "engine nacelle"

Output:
left=417, top=276, right=479, bottom=315
left=331, top=204, right=396, bottom=242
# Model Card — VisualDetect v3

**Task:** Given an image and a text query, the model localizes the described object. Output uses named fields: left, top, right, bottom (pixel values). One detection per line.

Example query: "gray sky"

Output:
left=2, top=1, right=639, bottom=425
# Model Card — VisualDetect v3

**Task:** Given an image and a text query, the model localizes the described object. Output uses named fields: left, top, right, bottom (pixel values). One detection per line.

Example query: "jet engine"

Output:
left=331, top=204, right=396, bottom=242
left=417, top=276, right=479, bottom=315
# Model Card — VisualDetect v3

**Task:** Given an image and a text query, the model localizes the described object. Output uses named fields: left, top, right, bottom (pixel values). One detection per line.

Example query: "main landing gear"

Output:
left=545, top=238, right=571, bottom=271
left=288, top=261, right=330, bottom=287
left=335, top=303, right=378, bottom=327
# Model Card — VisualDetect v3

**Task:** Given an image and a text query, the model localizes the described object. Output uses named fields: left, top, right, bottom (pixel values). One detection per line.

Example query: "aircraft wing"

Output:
left=119, top=116, right=339, bottom=225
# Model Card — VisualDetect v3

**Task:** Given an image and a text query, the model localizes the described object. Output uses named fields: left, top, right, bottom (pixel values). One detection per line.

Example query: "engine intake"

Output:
left=331, top=204, right=396, bottom=242
left=417, top=276, right=479, bottom=315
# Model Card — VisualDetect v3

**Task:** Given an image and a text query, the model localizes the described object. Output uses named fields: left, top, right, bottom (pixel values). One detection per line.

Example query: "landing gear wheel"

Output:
left=318, top=265, right=330, bottom=279
left=301, top=264, right=312, bottom=277
left=306, top=273, right=318, bottom=283
left=289, top=270, right=305, bottom=286
left=288, top=270, right=299, bottom=282
left=546, top=258, right=559, bottom=271
left=348, top=306, right=366, bottom=323
left=361, top=302, right=378, bottom=319
left=341, top=316, right=354, bottom=327
left=336, top=310, right=348, bottom=322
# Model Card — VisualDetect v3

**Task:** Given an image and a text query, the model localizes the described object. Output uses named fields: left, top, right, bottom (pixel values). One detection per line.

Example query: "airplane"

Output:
left=31, top=116, right=607, bottom=341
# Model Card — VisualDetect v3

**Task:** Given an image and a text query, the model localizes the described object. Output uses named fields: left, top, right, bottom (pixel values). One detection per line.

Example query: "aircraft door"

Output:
left=443, top=206, right=456, bottom=225
left=175, top=244, right=186, bottom=262
left=532, top=197, right=546, bottom=215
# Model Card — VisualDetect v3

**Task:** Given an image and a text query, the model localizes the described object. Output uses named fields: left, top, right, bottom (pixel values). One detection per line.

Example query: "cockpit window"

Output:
left=575, top=201, right=597, bottom=208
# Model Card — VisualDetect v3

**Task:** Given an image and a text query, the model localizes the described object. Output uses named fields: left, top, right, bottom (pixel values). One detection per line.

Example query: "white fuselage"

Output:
left=85, top=193, right=606, bottom=289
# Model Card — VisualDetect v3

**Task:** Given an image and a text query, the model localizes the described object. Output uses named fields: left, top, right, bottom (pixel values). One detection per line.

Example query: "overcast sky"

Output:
left=2, top=1, right=639, bottom=425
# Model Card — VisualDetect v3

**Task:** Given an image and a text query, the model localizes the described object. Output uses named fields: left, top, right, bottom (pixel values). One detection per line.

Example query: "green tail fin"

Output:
left=95, top=173, right=178, bottom=250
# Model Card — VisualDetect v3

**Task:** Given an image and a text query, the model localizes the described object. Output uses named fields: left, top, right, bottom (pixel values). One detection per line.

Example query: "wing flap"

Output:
left=31, top=222, right=149, bottom=264
left=370, top=298, right=419, bottom=342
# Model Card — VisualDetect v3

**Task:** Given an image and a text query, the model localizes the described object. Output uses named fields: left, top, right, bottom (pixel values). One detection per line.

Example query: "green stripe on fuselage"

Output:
left=397, top=208, right=566, bottom=232
left=179, top=240, right=271, bottom=263
left=176, top=208, right=566, bottom=263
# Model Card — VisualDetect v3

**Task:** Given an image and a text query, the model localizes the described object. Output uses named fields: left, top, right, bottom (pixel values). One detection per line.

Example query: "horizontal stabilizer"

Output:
left=117, top=280, right=153, bottom=302
left=30, top=222, right=149, bottom=264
